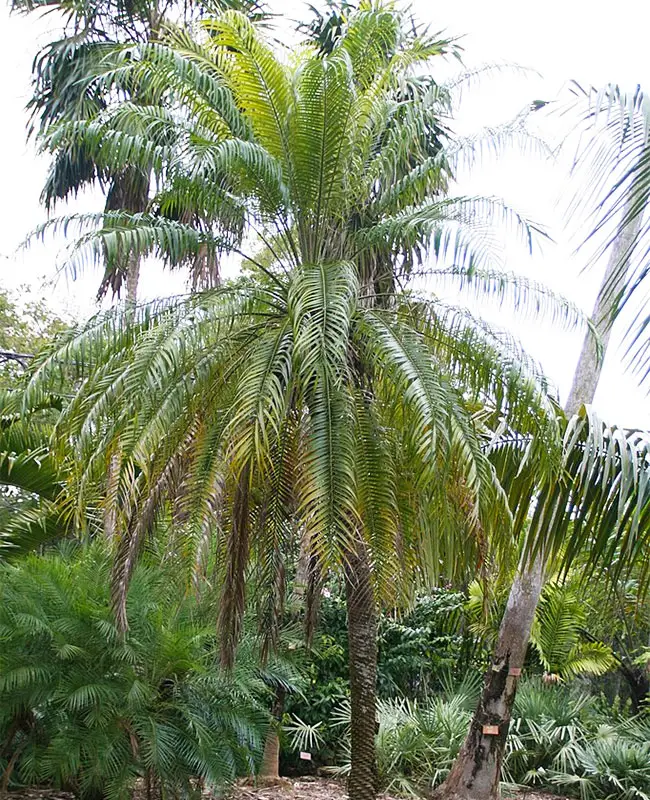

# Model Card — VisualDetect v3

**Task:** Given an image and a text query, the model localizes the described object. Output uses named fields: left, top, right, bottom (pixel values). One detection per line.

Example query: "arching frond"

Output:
left=562, top=82, right=650, bottom=385
left=423, top=266, right=597, bottom=335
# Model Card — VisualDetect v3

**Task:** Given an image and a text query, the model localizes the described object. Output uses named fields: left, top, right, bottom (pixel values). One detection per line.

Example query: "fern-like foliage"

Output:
left=0, top=545, right=278, bottom=796
left=531, top=584, right=616, bottom=681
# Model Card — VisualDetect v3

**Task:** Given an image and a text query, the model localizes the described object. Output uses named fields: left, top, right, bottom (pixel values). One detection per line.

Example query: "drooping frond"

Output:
left=561, top=82, right=650, bottom=385
left=490, top=407, right=650, bottom=592
left=356, top=196, right=549, bottom=276
left=289, top=263, right=359, bottom=567
left=421, top=266, right=596, bottom=336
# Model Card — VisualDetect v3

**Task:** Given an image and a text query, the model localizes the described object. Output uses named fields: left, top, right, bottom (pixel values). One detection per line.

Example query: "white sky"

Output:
left=0, top=0, right=649, bottom=427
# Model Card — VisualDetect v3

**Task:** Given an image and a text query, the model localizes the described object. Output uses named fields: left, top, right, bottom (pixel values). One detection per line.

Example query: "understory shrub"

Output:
left=0, top=546, right=274, bottom=799
left=283, top=588, right=482, bottom=770
left=291, top=676, right=650, bottom=799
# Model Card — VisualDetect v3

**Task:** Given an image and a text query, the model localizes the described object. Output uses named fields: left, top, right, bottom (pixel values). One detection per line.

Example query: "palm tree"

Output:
left=12, top=0, right=265, bottom=301
left=435, top=405, right=650, bottom=800
left=435, top=86, right=650, bottom=796
left=23, top=7, right=574, bottom=800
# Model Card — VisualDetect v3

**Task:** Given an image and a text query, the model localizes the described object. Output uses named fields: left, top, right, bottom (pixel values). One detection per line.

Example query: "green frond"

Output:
left=561, top=642, right=616, bottom=681
left=289, top=51, right=357, bottom=256
left=226, top=322, right=293, bottom=473
left=531, top=583, right=615, bottom=680
left=357, top=195, right=549, bottom=274
left=335, top=5, right=399, bottom=89
left=424, top=266, right=597, bottom=335
left=351, top=389, right=400, bottom=603
left=201, top=11, right=293, bottom=162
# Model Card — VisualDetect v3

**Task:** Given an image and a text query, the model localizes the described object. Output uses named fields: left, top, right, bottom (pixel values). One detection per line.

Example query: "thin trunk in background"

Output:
left=101, top=166, right=150, bottom=303
left=434, top=201, right=643, bottom=800
left=259, top=687, right=286, bottom=781
left=258, top=532, right=311, bottom=780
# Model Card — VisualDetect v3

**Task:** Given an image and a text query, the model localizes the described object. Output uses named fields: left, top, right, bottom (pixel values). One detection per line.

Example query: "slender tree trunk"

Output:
left=102, top=167, right=150, bottom=303
left=618, top=661, right=650, bottom=712
left=435, top=200, right=642, bottom=800
left=435, top=557, right=544, bottom=800
left=565, top=198, right=642, bottom=413
left=259, top=688, right=286, bottom=780
left=259, top=728, right=281, bottom=780
left=344, top=538, right=378, bottom=800
left=125, top=250, right=141, bottom=305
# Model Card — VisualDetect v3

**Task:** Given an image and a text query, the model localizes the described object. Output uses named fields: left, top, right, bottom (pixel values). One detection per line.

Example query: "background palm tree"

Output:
left=13, top=0, right=266, bottom=301
left=0, top=388, right=95, bottom=555
left=562, top=83, right=650, bottom=388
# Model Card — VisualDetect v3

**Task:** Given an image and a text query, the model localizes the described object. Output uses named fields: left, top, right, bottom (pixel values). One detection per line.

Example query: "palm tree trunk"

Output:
left=259, top=687, right=286, bottom=780
left=125, top=250, right=141, bottom=305
left=565, top=198, right=641, bottom=413
left=434, top=556, right=544, bottom=800
left=344, top=538, right=378, bottom=800
left=102, top=167, right=150, bottom=303
left=435, top=200, right=642, bottom=800
left=259, top=727, right=281, bottom=780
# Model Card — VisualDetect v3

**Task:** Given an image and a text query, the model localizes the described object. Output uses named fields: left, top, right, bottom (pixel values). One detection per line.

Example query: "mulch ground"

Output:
left=228, top=777, right=568, bottom=800
left=3, top=777, right=569, bottom=800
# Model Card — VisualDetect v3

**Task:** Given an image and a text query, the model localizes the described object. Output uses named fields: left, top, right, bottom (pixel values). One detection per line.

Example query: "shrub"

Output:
left=549, top=732, right=650, bottom=800
left=322, top=675, right=481, bottom=795
left=504, top=679, right=594, bottom=786
left=0, top=546, right=271, bottom=799
left=283, top=588, right=482, bottom=770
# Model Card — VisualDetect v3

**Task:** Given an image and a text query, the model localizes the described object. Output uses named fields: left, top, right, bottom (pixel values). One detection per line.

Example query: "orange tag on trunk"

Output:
left=482, top=725, right=499, bottom=736
left=509, top=667, right=522, bottom=677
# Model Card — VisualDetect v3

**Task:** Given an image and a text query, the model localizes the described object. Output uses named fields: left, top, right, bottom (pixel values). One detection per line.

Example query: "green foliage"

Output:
left=282, top=589, right=483, bottom=769
left=21, top=0, right=571, bottom=651
left=330, top=693, right=475, bottom=796
left=377, top=591, right=483, bottom=698
left=0, top=285, right=68, bottom=387
left=531, top=583, right=616, bottom=682
left=317, top=677, right=650, bottom=798
left=505, top=679, right=596, bottom=786
left=0, top=546, right=272, bottom=797
left=549, top=734, right=650, bottom=800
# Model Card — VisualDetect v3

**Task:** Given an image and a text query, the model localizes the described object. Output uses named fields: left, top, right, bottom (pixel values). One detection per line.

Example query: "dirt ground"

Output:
left=3, top=777, right=567, bottom=800
left=228, top=777, right=567, bottom=800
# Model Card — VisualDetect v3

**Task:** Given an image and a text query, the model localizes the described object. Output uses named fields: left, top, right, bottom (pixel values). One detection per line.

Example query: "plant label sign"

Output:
left=509, top=667, right=522, bottom=677
left=299, top=752, right=312, bottom=761
left=482, top=724, right=500, bottom=736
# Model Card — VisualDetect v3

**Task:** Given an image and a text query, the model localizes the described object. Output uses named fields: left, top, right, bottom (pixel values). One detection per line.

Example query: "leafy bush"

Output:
left=549, top=730, right=650, bottom=800
left=320, top=675, right=482, bottom=795
left=505, top=681, right=650, bottom=800
left=505, top=679, right=594, bottom=786
left=378, top=591, right=484, bottom=698
left=0, top=546, right=273, bottom=798
left=283, top=588, right=482, bottom=769
left=297, top=676, right=650, bottom=800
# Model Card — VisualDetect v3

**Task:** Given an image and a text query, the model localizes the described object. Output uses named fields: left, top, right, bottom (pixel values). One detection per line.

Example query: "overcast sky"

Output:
left=0, top=0, right=649, bottom=427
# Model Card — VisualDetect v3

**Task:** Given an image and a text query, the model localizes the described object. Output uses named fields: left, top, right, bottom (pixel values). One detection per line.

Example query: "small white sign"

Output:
left=299, top=752, right=312, bottom=761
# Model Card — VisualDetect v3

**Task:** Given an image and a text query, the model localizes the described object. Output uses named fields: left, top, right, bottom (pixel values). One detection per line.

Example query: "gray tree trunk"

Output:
left=437, top=557, right=545, bottom=800
left=434, top=201, right=642, bottom=800
left=258, top=688, right=286, bottom=781
left=565, top=200, right=642, bottom=414
left=125, top=250, right=141, bottom=305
